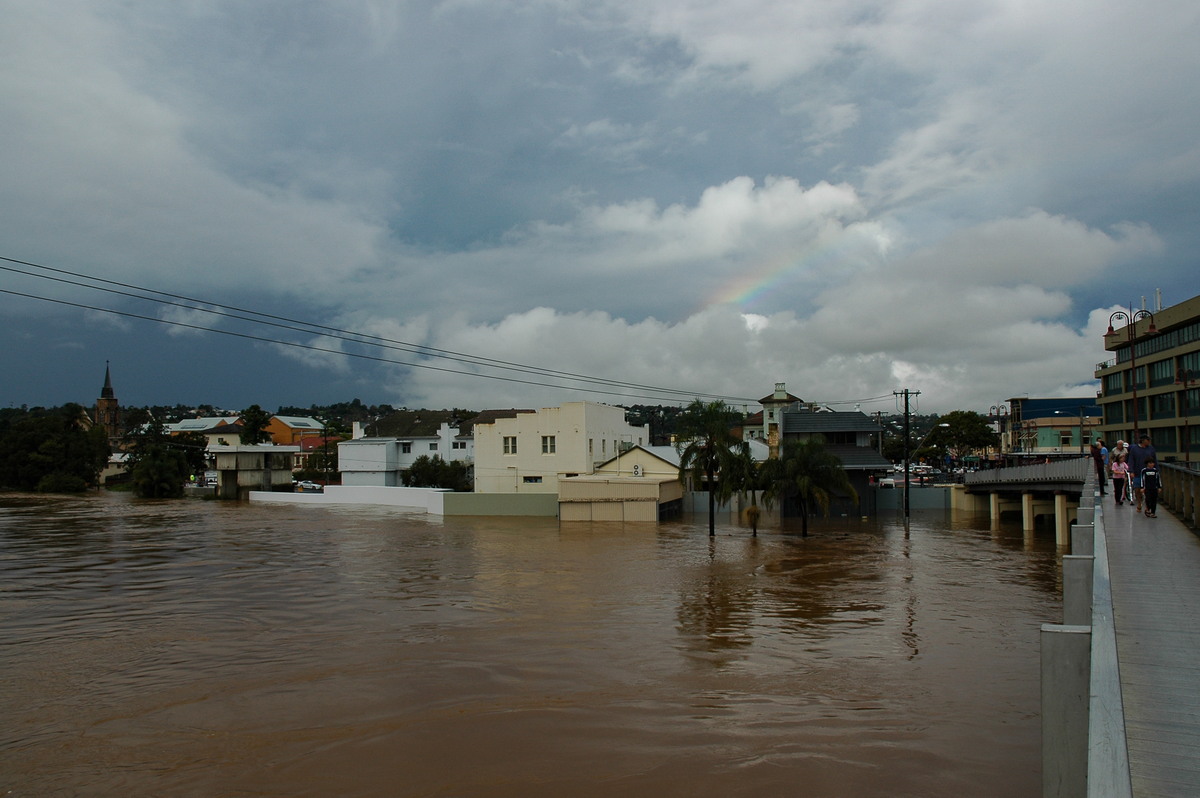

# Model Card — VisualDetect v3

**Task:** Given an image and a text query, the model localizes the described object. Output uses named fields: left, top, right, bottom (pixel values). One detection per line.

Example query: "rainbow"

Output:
left=705, top=238, right=849, bottom=311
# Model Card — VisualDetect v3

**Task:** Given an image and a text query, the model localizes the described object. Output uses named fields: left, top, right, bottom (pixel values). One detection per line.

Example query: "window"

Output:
left=1149, top=359, right=1175, bottom=388
left=1150, top=393, right=1176, bottom=420
left=429, top=442, right=438, bottom=451
left=452, top=441, right=466, bottom=450
left=401, top=442, right=412, bottom=454
left=522, top=475, right=543, bottom=484
left=1060, top=432, right=1073, bottom=448
left=542, top=435, right=556, bottom=454
left=503, top=436, right=517, bottom=454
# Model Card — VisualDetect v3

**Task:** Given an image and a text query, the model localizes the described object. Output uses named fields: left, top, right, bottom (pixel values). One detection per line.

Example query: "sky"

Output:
left=2, top=0, right=1197, bottom=418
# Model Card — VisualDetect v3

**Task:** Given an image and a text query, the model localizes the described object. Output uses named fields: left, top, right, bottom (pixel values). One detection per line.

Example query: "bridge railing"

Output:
left=966, top=457, right=1090, bottom=485
left=1161, top=462, right=1200, bottom=528
left=1041, top=468, right=1132, bottom=797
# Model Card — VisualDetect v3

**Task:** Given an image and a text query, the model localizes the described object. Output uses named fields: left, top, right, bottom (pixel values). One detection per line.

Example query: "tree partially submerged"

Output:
left=123, top=415, right=191, bottom=498
left=762, top=436, right=857, bottom=537
left=676, top=399, right=744, bottom=536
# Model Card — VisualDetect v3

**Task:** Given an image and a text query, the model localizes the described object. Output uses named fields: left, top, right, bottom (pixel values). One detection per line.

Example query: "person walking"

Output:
left=1091, top=439, right=1108, bottom=495
left=1126, top=434, right=1158, bottom=512
left=1141, top=458, right=1162, bottom=518
left=1110, top=453, right=1130, bottom=505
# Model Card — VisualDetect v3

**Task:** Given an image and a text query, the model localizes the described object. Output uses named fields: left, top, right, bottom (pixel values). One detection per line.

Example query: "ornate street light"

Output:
left=1107, top=308, right=1157, bottom=440
left=1178, top=368, right=1198, bottom=464
left=989, top=404, right=1009, bottom=460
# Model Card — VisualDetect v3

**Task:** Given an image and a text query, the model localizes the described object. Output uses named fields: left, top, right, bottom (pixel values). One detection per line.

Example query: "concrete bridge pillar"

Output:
left=1023, top=493, right=1036, bottom=531
left=1056, top=493, right=1071, bottom=546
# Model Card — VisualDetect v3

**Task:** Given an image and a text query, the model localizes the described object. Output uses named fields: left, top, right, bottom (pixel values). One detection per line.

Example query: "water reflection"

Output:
left=1, top=493, right=1059, bottom=797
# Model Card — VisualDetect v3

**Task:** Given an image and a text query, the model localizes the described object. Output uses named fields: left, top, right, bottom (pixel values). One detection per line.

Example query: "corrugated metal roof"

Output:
left=782, top=410, right=880, bottom=434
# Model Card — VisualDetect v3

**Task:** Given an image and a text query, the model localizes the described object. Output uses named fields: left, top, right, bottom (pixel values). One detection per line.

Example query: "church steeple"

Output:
left=95, top=361, right=121, bottom=444
left=101, top=361, right=115, bottom=400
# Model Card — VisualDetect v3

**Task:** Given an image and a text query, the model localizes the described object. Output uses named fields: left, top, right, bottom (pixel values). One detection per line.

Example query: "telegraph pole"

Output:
left=894, top=389, right=921, bottom=518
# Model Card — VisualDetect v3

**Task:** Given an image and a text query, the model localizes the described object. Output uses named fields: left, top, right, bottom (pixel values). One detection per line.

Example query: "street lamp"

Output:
left=1055, top=406, right=1086, bottom=454
left=1107, top=307, right=1157, bottom=440
left=904, top=422, right=949, bottom=518
left=1178, top=368, right=1198, bottom=464
left=990, top=404, right=1009, bottom=461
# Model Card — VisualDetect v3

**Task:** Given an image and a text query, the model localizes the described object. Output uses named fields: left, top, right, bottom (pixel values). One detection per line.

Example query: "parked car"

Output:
left=295, top=481, right=323, bottom=492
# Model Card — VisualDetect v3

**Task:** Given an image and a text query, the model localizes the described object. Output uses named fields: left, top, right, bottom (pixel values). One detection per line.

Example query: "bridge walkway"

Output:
left=1102, top=489, right=1200, bottom=796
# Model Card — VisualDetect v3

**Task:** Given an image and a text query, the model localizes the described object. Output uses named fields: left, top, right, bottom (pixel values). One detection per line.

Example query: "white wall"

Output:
left=473, top=402, right=645, bottom=494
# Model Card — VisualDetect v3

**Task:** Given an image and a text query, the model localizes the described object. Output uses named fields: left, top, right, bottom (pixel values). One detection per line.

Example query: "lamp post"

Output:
left=990, top=404, right=1009, bottom=463
left=1055, top=406, right=1086, bottom=454
left=904, top=422, right=949, bottom=517
left=1107, top=307, right=1157, bottom=441
left=1179, top=368, right=1198, bottom=464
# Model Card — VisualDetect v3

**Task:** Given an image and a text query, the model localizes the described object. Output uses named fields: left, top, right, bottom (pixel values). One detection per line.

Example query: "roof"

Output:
left=272, top=416, right=325, bottom=430
left=168, top=416, right=240, bottom=433
left=593, top=444, right=682, bottom=471
left=369, top=409, right=482, bottom=437
left=781, top=410, right=881, bottom=434
left=825, top=445, right=892, bottom=471
left=759, top=390, right=802, bottom=404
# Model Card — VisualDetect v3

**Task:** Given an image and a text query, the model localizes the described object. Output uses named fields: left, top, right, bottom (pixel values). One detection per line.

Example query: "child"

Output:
left=1141, top=459, right=1162, bottom=518
left=1110, top=453, right=1130, bottom=505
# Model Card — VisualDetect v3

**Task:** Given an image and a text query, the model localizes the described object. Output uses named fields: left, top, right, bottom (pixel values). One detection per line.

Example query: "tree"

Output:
left=937, top=410, right=1000, bottom=464
left=0, top=404, right=109, bottom=492
left=123, top=415, right=190, bottom=498
left=722, top=443, right=766, bottom=536
left=239, top=404, right=272, bottom=444
left=762, top=436, right=857, bottom=537
left=676, top=400, right=744, bottom=536
left=403, top=455, right=471, bottom=491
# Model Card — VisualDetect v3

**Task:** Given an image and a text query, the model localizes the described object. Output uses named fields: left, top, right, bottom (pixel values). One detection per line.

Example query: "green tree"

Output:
left=762, top=436, right=857, bottom=537
left=676, top=400, right=744, bottom=536
left=123, top=416, right=189, bottom=498
left=0, top=404, right=109, bottom=492
left=937, top=410, right=999, bottom=463
left=239, top=404, right=272, bottom=444
left=722, top=443, right=766, bottom=536
left=403, top=455, right=471, bottom=491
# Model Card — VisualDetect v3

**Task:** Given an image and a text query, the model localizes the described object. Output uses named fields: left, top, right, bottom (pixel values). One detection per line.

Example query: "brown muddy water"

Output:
left=0, top=492, right=1061, bottom=797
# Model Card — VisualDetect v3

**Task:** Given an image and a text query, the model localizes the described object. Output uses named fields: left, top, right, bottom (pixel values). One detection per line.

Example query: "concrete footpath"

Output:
left=1102, top=488, right=1200, bottom=797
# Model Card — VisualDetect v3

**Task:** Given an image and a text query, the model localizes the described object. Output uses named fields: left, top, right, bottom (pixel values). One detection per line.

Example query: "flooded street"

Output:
left=1, top=492, right=1060, bottom=797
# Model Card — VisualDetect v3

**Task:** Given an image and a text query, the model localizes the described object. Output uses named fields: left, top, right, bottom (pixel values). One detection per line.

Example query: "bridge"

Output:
left=1041, top=462, right=1200, bottom=797
left=957, top=458, right=1092, bottom=544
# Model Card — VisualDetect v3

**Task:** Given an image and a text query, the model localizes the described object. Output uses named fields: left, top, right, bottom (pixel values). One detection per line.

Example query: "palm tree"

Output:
left=762, top=436, right=857, bottom=537
left=722, top=442, right=765, bottom=536
left=676, top=399, right=743, bottom=536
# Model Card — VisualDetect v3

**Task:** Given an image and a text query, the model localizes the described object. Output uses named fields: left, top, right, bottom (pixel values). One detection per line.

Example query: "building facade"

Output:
left=472, top=401, right=645, bottom=494
left=1095, top=293, right=1200, bottom=462
left=1006, top=397, right=1102, bottom=459
left=338, top=422, right=473, bottom=487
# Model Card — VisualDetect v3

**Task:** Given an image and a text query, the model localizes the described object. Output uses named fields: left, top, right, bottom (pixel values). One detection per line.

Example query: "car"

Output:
left=295, top=481, right=323, bottom=492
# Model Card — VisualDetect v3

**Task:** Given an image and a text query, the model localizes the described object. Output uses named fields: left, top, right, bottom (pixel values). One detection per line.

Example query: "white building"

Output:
left=472, top=402, right=646, bottom=494
left=338, top=422, right=472, bottom=487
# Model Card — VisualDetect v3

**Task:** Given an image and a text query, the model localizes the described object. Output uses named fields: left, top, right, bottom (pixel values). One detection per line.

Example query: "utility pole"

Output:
left=894, top=389, right=921, bottom=518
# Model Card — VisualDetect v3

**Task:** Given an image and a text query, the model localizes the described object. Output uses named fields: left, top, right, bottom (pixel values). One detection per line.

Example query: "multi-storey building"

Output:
left=472, top=401, right=646, bottom=494
left=1095, top=292, right=1200, bottom=462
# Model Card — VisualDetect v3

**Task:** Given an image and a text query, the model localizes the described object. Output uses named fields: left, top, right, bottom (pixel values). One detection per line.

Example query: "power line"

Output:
left=1, top=255, right=756, bottom=404
left=2, top=254, right=901, bottom=410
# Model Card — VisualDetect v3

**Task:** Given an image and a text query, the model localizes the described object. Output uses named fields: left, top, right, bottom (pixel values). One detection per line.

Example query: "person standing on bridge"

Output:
left=1110, top=453, right=1130, bottom=505
left=1091, top=439, right=1108, bottom=495
left=1127, top=434, right=1158, bottom=512
left=1140, top=458, right=1162, bottom=518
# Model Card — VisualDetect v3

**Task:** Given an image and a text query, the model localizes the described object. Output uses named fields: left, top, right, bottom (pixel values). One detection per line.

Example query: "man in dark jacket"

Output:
left=1126, top=435, right=1158, bottom=512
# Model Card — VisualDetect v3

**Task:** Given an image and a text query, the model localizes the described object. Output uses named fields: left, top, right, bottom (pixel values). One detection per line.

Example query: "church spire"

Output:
left=101, top=361, right=115, bottom=400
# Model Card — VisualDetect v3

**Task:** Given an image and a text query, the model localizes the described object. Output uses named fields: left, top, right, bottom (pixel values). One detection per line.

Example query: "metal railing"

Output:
left=1161, top=462, right=1200, bottom=527
left=965, top=457, right=1090, bottom=486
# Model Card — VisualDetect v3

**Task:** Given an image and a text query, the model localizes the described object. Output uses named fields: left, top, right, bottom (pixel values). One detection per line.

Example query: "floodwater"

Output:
left=0, top=492, right=1061, bottom=797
